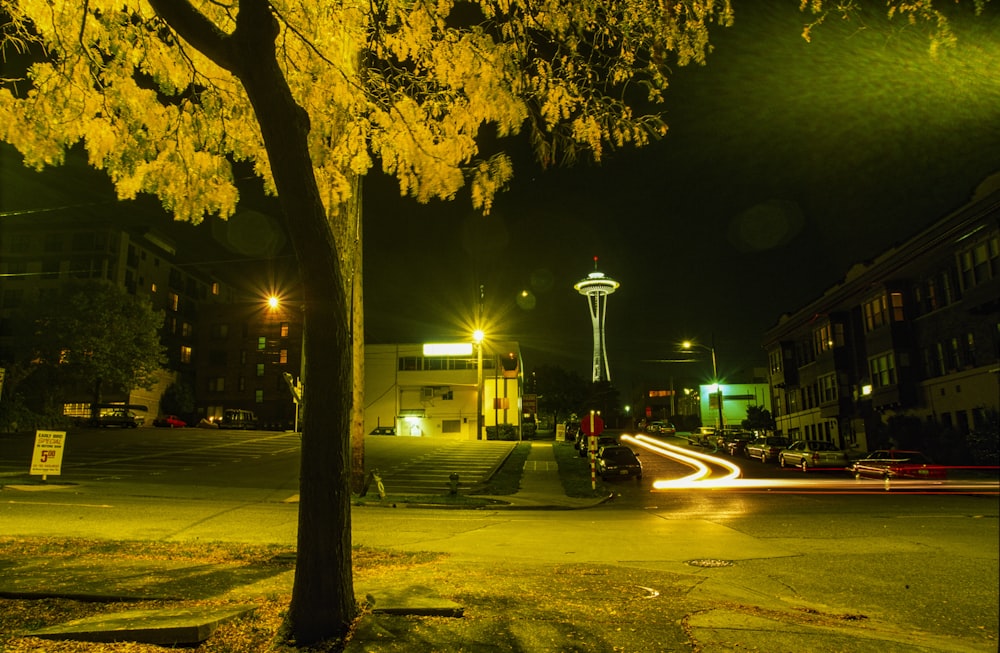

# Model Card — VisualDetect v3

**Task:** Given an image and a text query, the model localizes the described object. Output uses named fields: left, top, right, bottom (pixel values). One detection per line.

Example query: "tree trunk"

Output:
left=144, top=1, right=357, bottom=641
left=224, top=1, right=356, bottom=644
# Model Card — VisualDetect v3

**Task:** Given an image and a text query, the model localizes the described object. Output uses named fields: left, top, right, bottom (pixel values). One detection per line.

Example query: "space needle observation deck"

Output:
left=573, top=258, right=619, bottom=383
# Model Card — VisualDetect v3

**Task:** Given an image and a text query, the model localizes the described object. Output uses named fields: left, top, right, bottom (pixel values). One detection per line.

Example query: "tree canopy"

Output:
left=14, top=279, right=165, bottom=408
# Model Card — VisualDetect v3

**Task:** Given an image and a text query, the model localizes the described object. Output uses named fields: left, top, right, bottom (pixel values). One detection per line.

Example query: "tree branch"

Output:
left=146, top=0, right=236, bottom=72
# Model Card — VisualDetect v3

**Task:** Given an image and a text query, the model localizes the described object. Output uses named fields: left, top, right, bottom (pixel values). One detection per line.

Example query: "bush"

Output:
left=0, top=397, right=73, bottom=433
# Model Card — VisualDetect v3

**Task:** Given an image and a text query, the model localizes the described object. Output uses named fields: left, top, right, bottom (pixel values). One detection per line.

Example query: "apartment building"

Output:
left=0, top=212, right=233, bottom=419
left=763, top=186, right=1000, bottom=456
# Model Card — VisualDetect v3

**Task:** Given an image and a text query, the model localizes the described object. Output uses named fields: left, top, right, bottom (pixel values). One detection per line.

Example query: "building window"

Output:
left=889, top=292, right=904, bottom=321
left=181, top=322, right=193, bottom=337
left=958, top=232, right=1000, bottom=290
left=211, top=323, right=229, bottom=339
left=255, top=389, right=264, bottom=404
left=256, top=363, right=265, bottom=377
left=179, top=345, right=192, bottom=364
left=238, top=376, right=245, bottom=391
left=208, top=377, right=225, bottom=392
left=819, top=374, right=837, bottom=402
left=211, top=282, right=220, bottom=295
left=168, top=292, right=179, bottom=311
left=768, top=349, right=782, bottom=374
left=280, top=322, right=289, bottom=338
left=442, top=419, right=461, bottom=433
left=279, top=349, right=288, bottom=364
left=863, top=295, right=887, bottom=331
left=869, top=352, right=896, bottom=389
left=257, top=336, right=266, bottom=350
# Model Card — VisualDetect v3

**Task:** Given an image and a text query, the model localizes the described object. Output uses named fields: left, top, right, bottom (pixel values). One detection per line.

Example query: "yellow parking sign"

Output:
left=30, top=430, right=66, bottom=477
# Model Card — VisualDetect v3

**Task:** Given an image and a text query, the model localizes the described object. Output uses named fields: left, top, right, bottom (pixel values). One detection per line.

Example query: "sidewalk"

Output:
left=486, top=440, right=611, bottom=509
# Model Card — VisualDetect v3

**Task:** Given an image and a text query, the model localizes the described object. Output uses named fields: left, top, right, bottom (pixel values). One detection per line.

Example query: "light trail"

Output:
left=619, top=433, right=1000, bottom=494
left=621, top=433, right=741, bottom=488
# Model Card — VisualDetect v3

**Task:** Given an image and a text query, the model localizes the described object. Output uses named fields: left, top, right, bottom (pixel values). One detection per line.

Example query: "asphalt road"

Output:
left=2, top=427, right=998, bottom=650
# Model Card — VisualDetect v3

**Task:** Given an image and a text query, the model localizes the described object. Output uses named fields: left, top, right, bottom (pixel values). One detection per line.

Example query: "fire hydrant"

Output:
left=449, top=472, right=460, bottom=495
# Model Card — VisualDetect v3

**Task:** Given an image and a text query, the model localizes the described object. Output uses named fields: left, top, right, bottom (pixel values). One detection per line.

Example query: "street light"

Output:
left=682, top=338, right=724, bottom=431
left=473, top=328, right=485, bottom=440
left=267, top=294, right=305, bottom=432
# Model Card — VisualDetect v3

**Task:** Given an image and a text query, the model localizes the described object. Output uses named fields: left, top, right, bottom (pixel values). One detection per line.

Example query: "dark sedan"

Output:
left=595, top=445, right=642, bottom=481
left=850, top=450, right=947, bottom=480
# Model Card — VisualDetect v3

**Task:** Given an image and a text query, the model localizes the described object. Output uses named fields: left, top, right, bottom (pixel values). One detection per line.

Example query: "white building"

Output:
left=365, top=342, right=524, bottom=439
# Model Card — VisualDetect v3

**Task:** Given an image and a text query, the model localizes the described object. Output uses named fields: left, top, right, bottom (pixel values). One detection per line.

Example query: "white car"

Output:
left=778, top=440, right=848, bottom=471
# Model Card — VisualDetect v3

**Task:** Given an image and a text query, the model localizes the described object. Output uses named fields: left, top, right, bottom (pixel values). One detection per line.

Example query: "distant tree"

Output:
left=23, top=280, right=166, bottom=415
left=742, top=406, right=776, bottom=434
left=160, top=381, right=196, bottom=419
left=587, top=380, right=621, bottom=425
left=1, top=0, right=978, bottom=645
left=534, top=365, right=590, bottom=427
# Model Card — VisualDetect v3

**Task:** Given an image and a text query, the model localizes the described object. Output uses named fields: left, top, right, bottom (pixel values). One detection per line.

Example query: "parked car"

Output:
left=723, top=433, right=752, bottom=456
left=579, top=434, right=618, bottom=457
left=745, top=436, right=790, bottom=463
left=687, top=426, right=717, bottom=447
left=369, top=426, right=396, bottom=436
left=153, top=414, right=187, bottom=428
left=849, top=450, right=947, bottom=480
left=219, top=409, right=258, bottom=430
left=778, top=440, right=848, bottom=471
left=95, top=409, right=143, bottom=428
left=595, top=445, right=643, bottom=481
left=647, top=421, right=676, bottom=435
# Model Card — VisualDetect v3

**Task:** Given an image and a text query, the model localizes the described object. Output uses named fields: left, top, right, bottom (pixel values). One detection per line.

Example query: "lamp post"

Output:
left=473, top=328, right=485, bottom=440
left=682, top=338, right=724, bottom=431
left=268, top=294, right=305, bottom=432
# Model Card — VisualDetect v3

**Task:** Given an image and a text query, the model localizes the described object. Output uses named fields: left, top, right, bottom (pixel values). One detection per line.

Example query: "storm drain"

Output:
left=685, top=559, right=734, bottom=568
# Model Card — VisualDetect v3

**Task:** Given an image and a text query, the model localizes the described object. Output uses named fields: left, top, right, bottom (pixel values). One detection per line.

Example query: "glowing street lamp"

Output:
left=473, top=328, right=485, bottom=440
left=682, top=338, right=724, bottom=431
left=267, top=294, right=304, bottom=431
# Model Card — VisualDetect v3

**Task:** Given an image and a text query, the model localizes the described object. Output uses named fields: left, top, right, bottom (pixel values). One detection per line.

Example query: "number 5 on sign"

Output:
left=30, top=430, right=66, bottom=479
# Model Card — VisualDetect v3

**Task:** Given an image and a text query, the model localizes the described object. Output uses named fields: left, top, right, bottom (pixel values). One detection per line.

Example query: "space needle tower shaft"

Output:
left=573, top=257, right=620, bottom=383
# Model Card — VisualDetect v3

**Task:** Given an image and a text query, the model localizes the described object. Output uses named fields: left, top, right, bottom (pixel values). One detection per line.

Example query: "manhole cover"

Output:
left=685, top=559, right=734, bottom=568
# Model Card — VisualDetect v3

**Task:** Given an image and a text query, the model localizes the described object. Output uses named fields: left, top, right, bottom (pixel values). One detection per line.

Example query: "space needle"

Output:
left=574, top=257, right=620, bottom=383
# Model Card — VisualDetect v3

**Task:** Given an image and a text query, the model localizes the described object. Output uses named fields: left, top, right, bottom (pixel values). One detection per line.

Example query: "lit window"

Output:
left=211, top=282, right=220, bottom=295
left=255, top=389, right=264, bottom=404
left=169, top=292, right=179, bottom=312
left=279, top=349, right=288, bottom=364
left=280, top=322, right=289, bottom=338
left=863, top=295, right=889, bottom=331
left=256, top=363, right=265, bottom=377
left=868, top=353, right=896, bottom=389
left=890, top=292, right=904, bottom=322
left=180, top=346, right=192, bottom=364
left=257, top=336, right=266, bottom=350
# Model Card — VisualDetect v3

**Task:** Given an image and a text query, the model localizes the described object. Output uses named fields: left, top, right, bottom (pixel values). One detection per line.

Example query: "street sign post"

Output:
left=581, top=412, right=604, bottom=489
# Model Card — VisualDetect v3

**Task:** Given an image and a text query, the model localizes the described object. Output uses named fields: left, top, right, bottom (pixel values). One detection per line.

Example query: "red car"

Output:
left=849, top=450, right=946, bottom=480
left=153, top=414, right=187, bottom=428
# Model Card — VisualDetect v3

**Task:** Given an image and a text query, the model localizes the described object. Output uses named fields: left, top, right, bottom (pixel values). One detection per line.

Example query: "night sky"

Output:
left=3, top=2, right=999, bottom=396
left=364, top=2, right=1000, bottom=393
